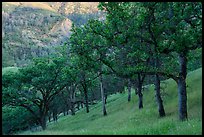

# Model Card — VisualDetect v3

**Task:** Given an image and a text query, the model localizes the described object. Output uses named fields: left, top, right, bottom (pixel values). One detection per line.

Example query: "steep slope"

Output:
left=2, top=2, right=102, bottom=67
left=2, top=3, right=69, bottom=67
left=18, top=68, right=202, bottom=135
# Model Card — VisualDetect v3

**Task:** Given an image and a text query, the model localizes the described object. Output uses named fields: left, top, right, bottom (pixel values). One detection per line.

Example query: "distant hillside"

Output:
left=2, top=2, right=99, bottom=14
left=18, top=68, right=202, bottom=135
left=2, top=2, right=103, bottom=67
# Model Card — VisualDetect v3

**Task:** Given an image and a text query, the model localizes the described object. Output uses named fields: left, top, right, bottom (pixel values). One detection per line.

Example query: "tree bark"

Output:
left=178, top=53, right=188, bottom=121
left=137, top=74, right=144, bottom=109
left=138, top=82, right=143, bottom=109
left=154, top=56, right=166, bottom=117
left=104, top=94, right=107, bottom=104
left=70, top=85, right=76, bottom=115
left=127, top=79, right=131, bottom=102
left=83, top=83, right=89, bottom=113
left=71, top=101, right=75, bottom=116
left=39, top=107, right=48, bottom=130
left=63, top=110, right=66, bottom=116
left=53, top=110, right=58, bottom=122
left=81, top=71, right=89, bottom=113
left=40, top=115, right=47, bottom=130
left=40, top=103, right=49, bottom=130
left=100, top=72, right=107, bottom=116
left=155, top=74, right=166, bottom=117
left=66, top=104, right=69, bottom=115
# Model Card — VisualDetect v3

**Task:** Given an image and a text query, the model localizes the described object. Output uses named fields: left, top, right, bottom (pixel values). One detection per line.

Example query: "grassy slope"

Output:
left=2, top=67, right=19, bottom=75
left=18, top=68, right=202, bottom=135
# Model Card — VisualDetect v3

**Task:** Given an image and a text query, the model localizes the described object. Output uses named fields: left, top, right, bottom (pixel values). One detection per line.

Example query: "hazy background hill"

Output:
left=2, top=2, right=103, bottom=67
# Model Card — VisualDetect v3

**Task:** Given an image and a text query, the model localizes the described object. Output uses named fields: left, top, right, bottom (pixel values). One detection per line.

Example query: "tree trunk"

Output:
left=70, top=85, right=76, bottom=115
left=53, top=111, right=57, bottom=122
left=138, top=82, right=143, bottom=109
left=100, top=73, right=107, bottom=116
left=104, top=94, right=107, bottom=104
left=47, top=111, right=51, bottom=122
left=178, top=53, right=188, bottom=121
left=83, top=84, right=89, bottom=113
left=155, top=74, right=166, bottom=117
left=127, top=79, right=131, bottom=102
left=48, top=116, right=51, bottom=122
left=40, top=115, right=47, bottom=130
left=71, top=101, right=75, bottom=115
left=81, top=71, right=89, bottom=113
left=39, top=103, right=49, bottom=130
left=66, top=104, right=69, bottom=115
left=137, top=74, right=144, bottom=109
left=63, top=109, right=66, bottom=116
left=154, top=56, right=165, bottom=117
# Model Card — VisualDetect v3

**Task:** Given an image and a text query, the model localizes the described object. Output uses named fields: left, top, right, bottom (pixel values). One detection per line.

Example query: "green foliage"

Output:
left=2, top=106, right=36, bottom=135
left=96, top=2, right=202, bottom=78
left=187, top=48, right=202, bottom=72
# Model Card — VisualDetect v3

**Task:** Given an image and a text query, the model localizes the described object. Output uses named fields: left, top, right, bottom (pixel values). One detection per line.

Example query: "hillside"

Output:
left=18, top=68, right=202, bottom=135
left=2, top=2, right=99, bottom=14
left=2, top=2, right=102, bottom=67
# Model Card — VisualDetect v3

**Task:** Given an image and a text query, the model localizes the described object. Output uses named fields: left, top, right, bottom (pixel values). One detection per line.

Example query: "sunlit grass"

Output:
left=2, top=67, right=18, bottom=75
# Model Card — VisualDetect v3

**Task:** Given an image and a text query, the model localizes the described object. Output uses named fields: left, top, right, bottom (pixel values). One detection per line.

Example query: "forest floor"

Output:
left=17, top=68, right=202, bottom=135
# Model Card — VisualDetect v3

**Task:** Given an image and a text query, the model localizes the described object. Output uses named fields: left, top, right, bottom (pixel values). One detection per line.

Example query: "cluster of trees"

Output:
left=2, top=2, right=202, bottom=134
left=68, top=2, right=201, bottom=119
left=2, top=53, right=126, bottom=134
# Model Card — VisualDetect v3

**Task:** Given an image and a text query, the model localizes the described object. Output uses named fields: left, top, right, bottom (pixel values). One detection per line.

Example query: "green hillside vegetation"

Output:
left=2, top=67, right=19, bottom=75
left=17, top=68, right=202, bottom=135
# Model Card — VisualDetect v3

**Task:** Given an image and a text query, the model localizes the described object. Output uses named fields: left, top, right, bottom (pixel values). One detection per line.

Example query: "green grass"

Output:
left=17, top=68, right=202, bottom=135
left=2, top=67, right=19, bottom=75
